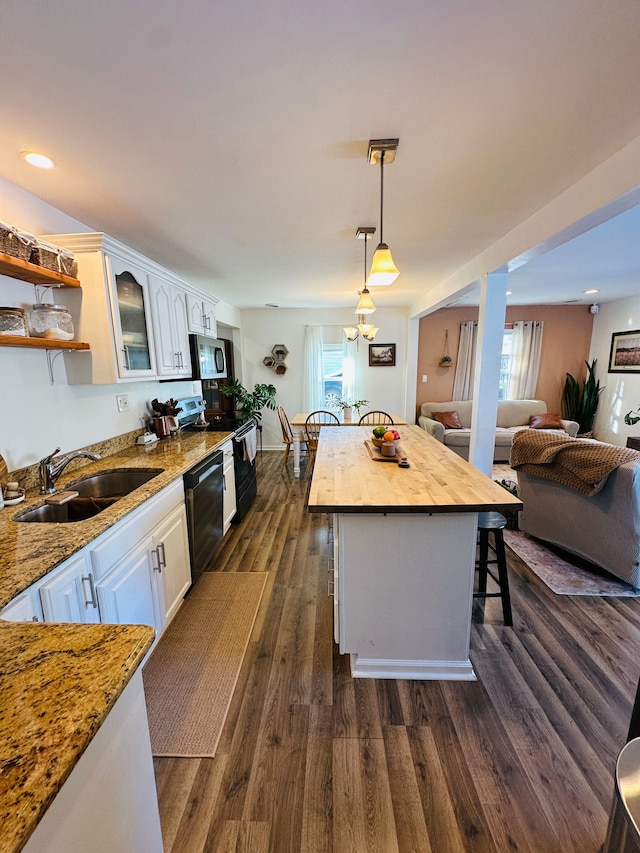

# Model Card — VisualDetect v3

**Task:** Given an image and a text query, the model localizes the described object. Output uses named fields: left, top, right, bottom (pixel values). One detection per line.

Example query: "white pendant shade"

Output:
left=355, top=287, right=376, bottom=314
left=367, top=243, right=399, bottom=287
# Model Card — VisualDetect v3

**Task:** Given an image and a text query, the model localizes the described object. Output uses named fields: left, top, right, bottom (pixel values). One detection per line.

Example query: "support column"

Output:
left=468, top=272, right=508, bottom=475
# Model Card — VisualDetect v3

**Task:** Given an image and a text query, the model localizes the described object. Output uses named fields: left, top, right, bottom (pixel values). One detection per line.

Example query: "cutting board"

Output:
left=0, top=453, right=8, bottom=487
left=364, top=440, right=404, bottom=463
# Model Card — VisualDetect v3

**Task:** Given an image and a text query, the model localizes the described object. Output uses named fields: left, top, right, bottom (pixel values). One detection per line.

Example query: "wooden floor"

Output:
left=153, top=451, right=640, bottom=852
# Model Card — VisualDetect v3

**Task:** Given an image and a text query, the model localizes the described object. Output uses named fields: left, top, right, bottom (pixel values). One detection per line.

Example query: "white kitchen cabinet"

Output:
left=222, top=439, right=236, bottom=533
left=40, top=233, right=157, bottom=383
left=186, top=292, right=218, bottom=337
left=108, top=254, right=156, bottom=379
left=150, top=502, right=192, bottom=627
left=148, top=274, right=192, bottom=378
left=90, top=478, right=190, bottom=637
left=95, top=539, right=158, bottom=631
left=0, top=587, right=44, bottom=623
left=39, top=553, right=101, bottom=624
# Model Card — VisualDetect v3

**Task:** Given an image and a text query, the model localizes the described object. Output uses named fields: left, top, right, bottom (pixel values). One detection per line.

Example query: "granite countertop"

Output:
left=0, top=429, right=233, bottom=853
left=0, top=429, right=233, bottom=610
left=0, top=621, right=154, bottom=853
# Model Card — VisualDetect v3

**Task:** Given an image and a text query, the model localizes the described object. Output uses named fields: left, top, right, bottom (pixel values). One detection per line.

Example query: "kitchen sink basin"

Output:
left=67, top=468, right=164, bottom=499
left=15, top=468, right=164, bottom=524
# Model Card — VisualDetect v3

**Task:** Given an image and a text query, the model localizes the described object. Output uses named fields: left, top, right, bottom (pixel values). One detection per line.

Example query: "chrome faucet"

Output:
left=39, top=447, right=101, bottom=494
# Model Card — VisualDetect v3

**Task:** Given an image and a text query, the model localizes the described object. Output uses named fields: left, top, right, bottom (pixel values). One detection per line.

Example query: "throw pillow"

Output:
left=529, top=413, right=563, bottom=430
left=433, top=410, right=463, bottom=429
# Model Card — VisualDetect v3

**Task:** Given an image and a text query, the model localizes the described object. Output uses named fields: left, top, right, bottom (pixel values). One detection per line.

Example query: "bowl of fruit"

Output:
left=371, top=427, right=401, bottom=448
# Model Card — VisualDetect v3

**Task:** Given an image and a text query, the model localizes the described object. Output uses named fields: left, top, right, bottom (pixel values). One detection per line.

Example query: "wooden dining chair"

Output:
left=358, top=410, right=394, bottom=426
left=277, top=405, right=307, bottom=471
left=304, top=410, right=340, bottom=476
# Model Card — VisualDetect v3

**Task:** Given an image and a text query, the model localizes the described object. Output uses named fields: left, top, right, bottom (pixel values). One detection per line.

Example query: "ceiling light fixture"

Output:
left=22, top=151, right=55, bottom=169
left=344, top=227, right=378, bottom=342
left=355, top=226, right=376, bottom=314
left=584, top=289, right=600, bottom=294
left=367, top=138, right=399, bottom=287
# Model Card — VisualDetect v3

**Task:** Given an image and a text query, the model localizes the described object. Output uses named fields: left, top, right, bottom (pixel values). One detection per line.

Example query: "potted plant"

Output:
left=218, top=379, right=277, bottom=423
left=338, top=398, right=369, bottom=419
left=561, top=358, right=603, bottom=435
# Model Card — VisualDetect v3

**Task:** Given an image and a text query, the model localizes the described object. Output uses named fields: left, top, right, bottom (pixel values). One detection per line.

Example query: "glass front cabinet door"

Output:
left=108, top=256, right=156, bottom=379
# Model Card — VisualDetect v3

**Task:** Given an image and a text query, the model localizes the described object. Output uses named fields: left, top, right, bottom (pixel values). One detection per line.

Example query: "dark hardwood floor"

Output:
left=153, top=450, right=640, bottom=852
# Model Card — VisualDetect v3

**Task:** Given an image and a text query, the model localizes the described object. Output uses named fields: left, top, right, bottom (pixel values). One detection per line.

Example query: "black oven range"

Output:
left=176, top=396, right=258, bottom=524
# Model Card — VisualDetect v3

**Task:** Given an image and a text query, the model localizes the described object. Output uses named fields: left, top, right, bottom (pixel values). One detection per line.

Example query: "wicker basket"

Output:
left=30, top=239, right=75, bottom=275
left=0, top=222, right=35, bottom=261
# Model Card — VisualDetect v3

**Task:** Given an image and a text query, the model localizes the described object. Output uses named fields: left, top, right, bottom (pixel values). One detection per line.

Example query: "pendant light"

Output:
left=344, top=227, right=378, bottom=342
left=367, top=139, right=400, bottom=287
left=355, top=226, right=376, bottom=313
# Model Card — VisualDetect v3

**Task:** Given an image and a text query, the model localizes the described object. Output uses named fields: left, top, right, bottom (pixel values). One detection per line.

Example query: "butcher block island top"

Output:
left=308, top=425, right=523, bottom=514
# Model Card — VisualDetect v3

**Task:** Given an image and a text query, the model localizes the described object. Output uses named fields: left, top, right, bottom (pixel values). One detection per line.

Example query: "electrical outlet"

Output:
left=116, top=394, right=129, bottom=413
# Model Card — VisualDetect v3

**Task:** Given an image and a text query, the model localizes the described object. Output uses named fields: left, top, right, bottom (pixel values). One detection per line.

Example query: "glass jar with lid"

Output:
left=0, top=307, right=28, bottom=336
left=29, top=304, right=74, bottom=341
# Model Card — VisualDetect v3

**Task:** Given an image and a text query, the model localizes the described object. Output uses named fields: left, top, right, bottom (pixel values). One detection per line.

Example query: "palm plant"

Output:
left=561, top=359, right=603, bottom=434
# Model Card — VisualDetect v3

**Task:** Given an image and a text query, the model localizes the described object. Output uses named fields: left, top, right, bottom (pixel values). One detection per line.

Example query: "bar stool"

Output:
left=474, top=511, right=513, bottom=626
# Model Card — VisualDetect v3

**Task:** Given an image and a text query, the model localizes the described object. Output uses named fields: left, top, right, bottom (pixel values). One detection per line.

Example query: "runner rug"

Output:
left=503, top=529, right=640, bottom=597
left=142, top=571, right=267, bottom=757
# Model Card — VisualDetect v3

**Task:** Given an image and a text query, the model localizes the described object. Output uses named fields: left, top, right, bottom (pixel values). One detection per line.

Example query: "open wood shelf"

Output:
left=0, top=252, right=80, bottom=288
left=0, top=335, right=89, bottom=351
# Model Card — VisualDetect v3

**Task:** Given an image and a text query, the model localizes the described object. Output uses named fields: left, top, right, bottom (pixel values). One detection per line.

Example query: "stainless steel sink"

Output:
left=15, top=468, right=164, bottom=523
left=67, top=468, right=164, bottom=499
left=15, top=497, right=121, bottom=524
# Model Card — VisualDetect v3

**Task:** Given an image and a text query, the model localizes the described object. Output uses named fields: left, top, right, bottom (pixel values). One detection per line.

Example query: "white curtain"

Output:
left=342, top=337, right=357, bottom=405
left=303, top=325, right=325, bottom=411
left=452, top=321, right=477, bottom=400
left=508, top=321, right=544, bottom=399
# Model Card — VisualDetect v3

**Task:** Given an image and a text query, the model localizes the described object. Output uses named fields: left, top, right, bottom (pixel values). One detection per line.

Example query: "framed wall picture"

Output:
left=369, top=343, right=396, bottom=367
left=608, top=330, right=640, bottom=373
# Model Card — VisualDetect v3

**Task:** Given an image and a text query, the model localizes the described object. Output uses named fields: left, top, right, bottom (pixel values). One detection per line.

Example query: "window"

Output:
left=498, top=329, right=512, bottom=401
left=322, top=344, right=344, bottom=408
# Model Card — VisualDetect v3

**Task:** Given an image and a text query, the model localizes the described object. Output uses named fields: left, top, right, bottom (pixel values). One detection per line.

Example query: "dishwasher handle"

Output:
left=183, top=451, right=223, bottom=488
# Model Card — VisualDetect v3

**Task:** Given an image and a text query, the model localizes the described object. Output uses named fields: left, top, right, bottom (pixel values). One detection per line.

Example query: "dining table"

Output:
left=289, top=412, right=408, bottom=477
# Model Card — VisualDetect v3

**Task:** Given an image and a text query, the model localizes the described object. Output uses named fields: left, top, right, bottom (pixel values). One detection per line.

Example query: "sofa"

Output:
left=417, top=399, right=579, bottom=462
left=514, top=436, right=640, bottom=588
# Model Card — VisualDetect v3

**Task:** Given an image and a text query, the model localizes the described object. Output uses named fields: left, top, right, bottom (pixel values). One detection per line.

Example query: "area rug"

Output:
left=142, top=571, right=267, bottom=757
left=503, top=529, right=640, bottom=597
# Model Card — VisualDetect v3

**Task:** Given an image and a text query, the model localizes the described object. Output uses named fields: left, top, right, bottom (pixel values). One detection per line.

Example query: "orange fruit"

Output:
left=383, top=431, right=395, bottom=441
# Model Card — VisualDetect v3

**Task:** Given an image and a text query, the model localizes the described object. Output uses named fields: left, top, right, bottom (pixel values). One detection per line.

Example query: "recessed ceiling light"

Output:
left=506, top=290, right=513, bottom=295
left=22, top=151, right=55, bottom=169
left=583, top=289, right=600, bottom=294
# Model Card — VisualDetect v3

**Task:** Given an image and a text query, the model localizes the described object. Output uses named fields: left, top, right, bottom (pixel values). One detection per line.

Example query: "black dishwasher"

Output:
left=183, top=448, right=224, bottom=584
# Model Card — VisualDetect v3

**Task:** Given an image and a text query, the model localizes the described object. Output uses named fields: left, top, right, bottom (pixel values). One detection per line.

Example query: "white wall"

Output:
left=590, top=295, right=640, bottom=446
left=0, top=177, right=236, bottom=471
left=240, top=307, right=412, bottom=449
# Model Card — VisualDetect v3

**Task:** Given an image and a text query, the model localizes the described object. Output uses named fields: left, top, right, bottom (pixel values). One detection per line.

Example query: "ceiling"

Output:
left=1, top=0, right=640, bottom=313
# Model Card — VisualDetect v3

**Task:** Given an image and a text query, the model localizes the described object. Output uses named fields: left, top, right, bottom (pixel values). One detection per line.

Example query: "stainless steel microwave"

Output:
left=188, top=334, right=228, bottom=380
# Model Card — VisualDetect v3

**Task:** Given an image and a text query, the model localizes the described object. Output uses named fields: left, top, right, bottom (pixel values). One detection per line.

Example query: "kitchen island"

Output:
left=308, top=426, right=522, bottom=680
